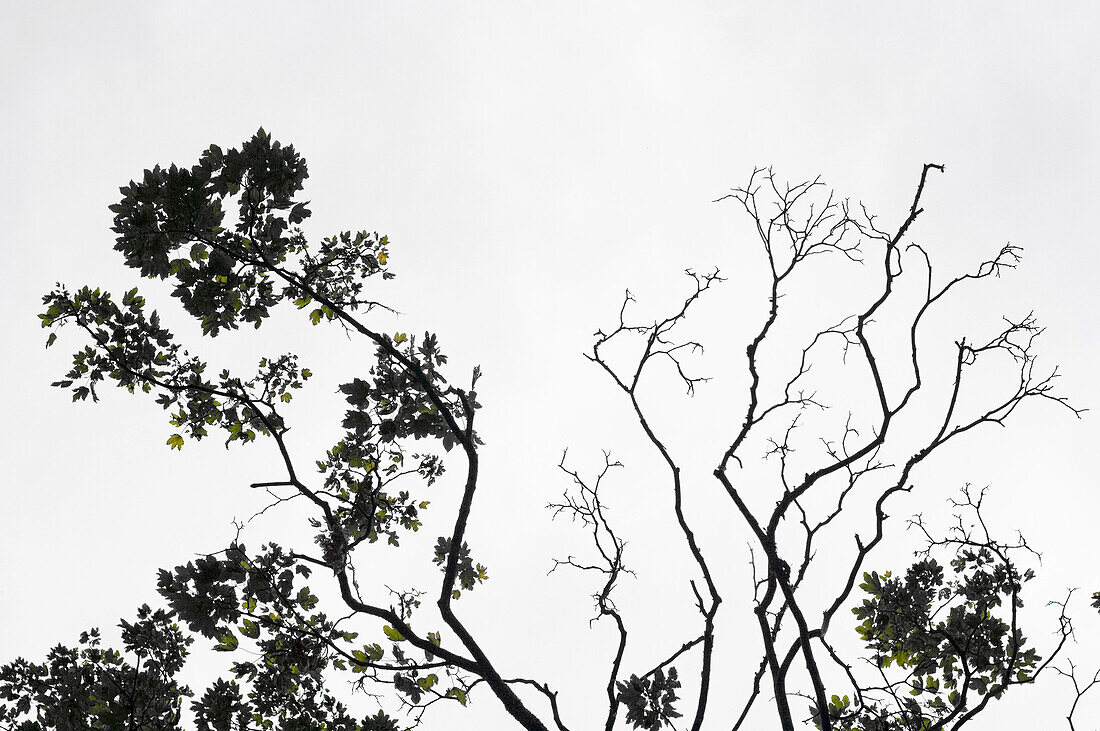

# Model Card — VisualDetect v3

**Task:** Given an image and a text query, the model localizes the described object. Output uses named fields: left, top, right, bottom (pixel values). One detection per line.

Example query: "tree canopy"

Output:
left=2, top=132, right=1093, bottom=731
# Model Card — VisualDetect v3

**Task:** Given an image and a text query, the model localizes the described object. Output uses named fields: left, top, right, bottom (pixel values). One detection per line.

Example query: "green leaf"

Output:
left=166, top=434, right=185, bottom=450
left=296, top=586, right=318, bottom=610
left=383, top=625, right=405, bottom=642
left=214, top=631, right=239, bottom=651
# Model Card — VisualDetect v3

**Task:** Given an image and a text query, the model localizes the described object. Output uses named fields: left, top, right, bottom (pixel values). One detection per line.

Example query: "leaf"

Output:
left=447, top=687, right=467, bottom=706
left=213, top=631, right=239, bottom=652
left=166, top=434, right=185, bottom=450
left=383, top=625, right=405, bottom=642
left=296, top=586, right=318, bottom=610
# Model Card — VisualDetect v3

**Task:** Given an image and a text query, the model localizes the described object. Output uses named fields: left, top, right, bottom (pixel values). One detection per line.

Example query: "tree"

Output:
left=2, top=132, right=1091, bottom=730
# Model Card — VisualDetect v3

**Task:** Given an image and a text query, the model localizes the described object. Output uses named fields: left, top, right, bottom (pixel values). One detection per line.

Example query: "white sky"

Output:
left=2, top=3, right=1099, bottom=728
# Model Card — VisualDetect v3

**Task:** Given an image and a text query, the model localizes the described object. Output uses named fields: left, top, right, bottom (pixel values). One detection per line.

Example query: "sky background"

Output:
left=2, top=3, right=1099, bottom=728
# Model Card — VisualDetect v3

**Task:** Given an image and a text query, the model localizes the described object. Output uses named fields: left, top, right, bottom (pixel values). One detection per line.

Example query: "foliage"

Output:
left=3, top=132, right=1092, bottom=730
left=816, top=490, right=1053, bottom=730
left=0, top=606, right=189, bottom=730
left=0, top=606, right=388, bottom=731
left=615, top=668, right=683, bottom=730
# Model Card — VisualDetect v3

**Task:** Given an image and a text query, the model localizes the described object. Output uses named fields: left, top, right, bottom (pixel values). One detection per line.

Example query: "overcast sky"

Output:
left=3, top=3, right=1099, bottom=728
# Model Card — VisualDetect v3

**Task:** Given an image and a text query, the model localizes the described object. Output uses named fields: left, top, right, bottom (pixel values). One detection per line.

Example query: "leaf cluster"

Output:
left=831, top=550, right=1040, bottom=729
left=431, top=538, right=489, bottom=600
left=0, top=606, right=189, bottom=730
left=107, top=129, right=393, bottom=338
left=614, top=667, right=682, bottom=730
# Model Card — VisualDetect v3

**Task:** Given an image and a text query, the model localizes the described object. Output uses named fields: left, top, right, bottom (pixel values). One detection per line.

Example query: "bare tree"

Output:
left=571, top=164, right=1084, bottom=730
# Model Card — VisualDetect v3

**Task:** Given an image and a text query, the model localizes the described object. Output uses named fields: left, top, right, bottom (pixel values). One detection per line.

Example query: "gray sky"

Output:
left=3, top=3, right=1099, bottom=728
